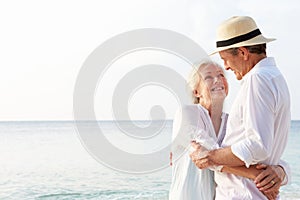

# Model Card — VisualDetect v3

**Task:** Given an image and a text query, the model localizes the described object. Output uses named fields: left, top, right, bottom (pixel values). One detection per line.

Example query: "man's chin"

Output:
left=234, top=72, right=243, bottom=80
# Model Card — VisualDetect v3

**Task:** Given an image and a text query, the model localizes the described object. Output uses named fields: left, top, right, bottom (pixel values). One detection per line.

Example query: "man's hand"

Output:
left=189, top=141, right=216, bottom=169
left=190, top=141, right=245, bottom=169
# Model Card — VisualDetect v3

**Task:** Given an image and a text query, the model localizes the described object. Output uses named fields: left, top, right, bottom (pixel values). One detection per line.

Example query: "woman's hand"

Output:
left=254, top=164, right=285, bottom=199
left=262, top=190, right=279, bottom=200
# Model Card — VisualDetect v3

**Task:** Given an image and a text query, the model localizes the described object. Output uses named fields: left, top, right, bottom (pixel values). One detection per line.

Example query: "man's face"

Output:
left=219, top=49, right=245, bottom=80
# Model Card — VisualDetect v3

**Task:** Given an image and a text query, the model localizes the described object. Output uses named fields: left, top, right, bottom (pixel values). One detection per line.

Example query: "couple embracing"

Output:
left=169, top=16, right=291, bottom=200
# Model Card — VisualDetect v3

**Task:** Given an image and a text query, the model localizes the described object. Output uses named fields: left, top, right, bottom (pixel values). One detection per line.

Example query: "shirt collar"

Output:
left=197, top=104, right=209, bottom=115
left=240, top=57, right=276, bottom=84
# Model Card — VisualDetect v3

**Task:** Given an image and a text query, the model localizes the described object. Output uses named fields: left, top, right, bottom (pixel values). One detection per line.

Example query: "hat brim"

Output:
left=209, top=35, right=276, bottom=56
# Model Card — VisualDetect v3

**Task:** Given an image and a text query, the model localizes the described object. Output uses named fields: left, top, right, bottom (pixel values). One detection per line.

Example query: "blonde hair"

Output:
left=187, top=60, right=224, bottom=104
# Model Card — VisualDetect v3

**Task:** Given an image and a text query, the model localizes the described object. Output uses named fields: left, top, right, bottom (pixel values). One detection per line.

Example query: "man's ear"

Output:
left=239, top=47, right=249, bottom=60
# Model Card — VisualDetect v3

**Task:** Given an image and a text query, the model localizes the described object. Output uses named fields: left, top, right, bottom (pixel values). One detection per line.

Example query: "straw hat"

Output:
left=210, top=16, right=275, bottom=55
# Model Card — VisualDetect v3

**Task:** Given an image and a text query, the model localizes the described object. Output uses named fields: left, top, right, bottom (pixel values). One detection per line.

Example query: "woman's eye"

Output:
left=205, top=76, right=213, bottom=80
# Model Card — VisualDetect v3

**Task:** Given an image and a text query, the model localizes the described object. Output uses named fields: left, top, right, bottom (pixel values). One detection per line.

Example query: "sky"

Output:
left=1, top=0, right=299, bottom=121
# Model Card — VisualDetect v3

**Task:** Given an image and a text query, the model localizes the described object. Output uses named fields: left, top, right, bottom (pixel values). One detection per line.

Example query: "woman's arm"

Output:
left=222, top=164, right=285, bottom=200
left=221, top=165, right=262, bottom=180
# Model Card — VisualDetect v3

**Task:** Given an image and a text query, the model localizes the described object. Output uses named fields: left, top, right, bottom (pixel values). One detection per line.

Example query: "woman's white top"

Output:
left=169, top=104, right=228, bottom=200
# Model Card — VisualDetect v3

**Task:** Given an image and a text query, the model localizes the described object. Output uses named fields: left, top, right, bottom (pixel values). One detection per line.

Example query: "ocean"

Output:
left=0, top=120, right=299, bottom=200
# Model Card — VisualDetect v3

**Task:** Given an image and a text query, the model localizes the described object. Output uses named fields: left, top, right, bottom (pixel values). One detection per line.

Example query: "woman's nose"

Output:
left=214, top=76, right=221, bottom=83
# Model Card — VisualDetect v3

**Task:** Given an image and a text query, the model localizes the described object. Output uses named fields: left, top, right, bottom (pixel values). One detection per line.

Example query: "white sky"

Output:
left=1, top=0, right=299, bottom=120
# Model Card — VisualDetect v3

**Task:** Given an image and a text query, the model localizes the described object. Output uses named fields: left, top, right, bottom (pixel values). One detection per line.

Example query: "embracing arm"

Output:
left=200, top=146, right=287, bottom=180
left=190, top=142, right=287, bottom=185
left=222, top=164, right=284, bottom=200
left=222, top=164, right=286, bottom=185
left=192, top=145, right=245, bottom=168
left=221, top=165, right=262, bottom=180
left=190, top=142, right=286, bottom=200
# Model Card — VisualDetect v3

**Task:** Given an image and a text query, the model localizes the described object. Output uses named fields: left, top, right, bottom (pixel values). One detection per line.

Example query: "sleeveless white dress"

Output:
left=169, top=104, right=228, bottom=200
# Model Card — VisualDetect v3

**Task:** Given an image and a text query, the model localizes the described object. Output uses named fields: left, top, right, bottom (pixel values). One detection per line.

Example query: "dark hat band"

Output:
left=216, top=29, right=261, bottom=48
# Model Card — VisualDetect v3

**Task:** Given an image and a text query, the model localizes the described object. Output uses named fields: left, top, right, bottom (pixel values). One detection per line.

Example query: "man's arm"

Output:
left=190, top=142, right=286, bottom=200
left=190, top=141, right=244, bottom=169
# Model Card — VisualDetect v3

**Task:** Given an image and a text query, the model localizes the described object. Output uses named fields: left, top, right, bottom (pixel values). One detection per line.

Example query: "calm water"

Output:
left=0, top=120, right=299, bottom=199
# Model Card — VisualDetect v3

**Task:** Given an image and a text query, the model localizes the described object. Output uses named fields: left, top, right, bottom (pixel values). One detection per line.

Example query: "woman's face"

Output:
left=194, top=64, right=228, bottom=105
